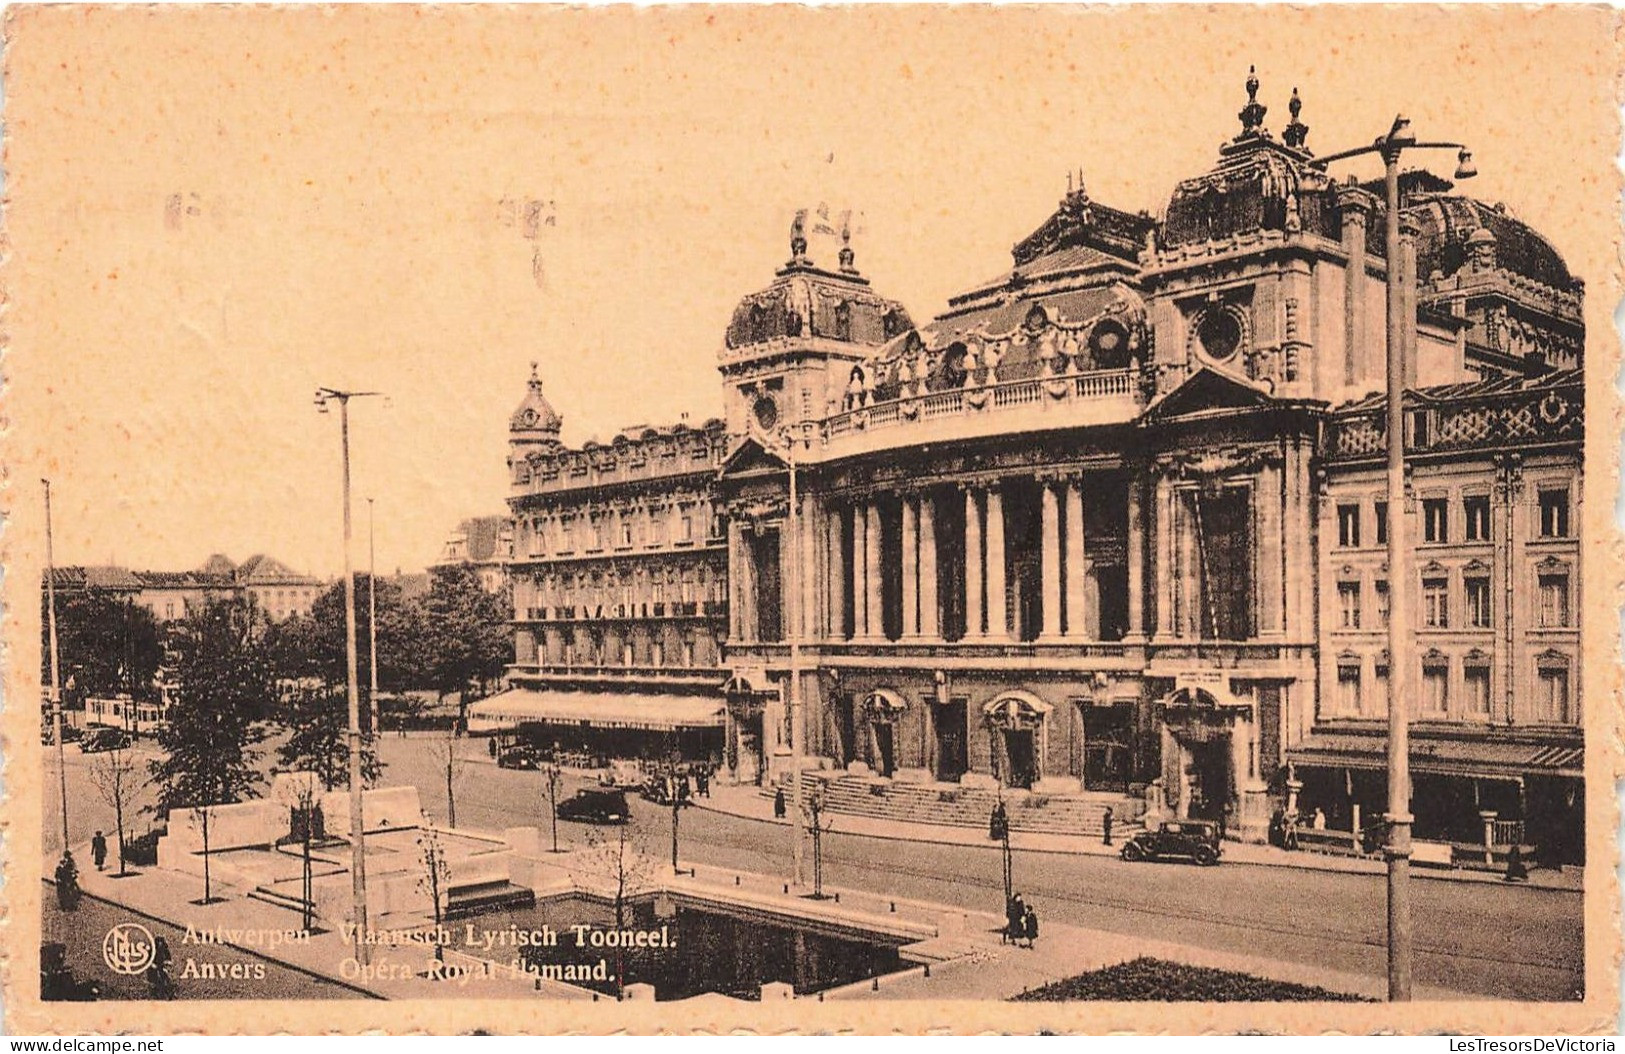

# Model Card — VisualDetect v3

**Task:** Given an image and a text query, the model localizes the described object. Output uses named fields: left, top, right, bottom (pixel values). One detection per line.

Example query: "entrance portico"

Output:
left=984, top=691, right=1053, bottom=791
left=1155, top=680, right=1271, bottom=841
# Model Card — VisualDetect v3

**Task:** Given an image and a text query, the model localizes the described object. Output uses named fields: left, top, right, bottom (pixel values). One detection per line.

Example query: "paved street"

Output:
left=43, top=732, right=1584, bottom=1001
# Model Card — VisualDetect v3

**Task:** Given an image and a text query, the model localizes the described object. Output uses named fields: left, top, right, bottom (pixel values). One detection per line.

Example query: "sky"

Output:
left=6, top=6, right=1617, bottom=577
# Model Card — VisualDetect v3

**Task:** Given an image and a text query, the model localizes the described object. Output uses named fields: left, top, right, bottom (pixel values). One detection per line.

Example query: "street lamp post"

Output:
left=755, top=423, right=806, bottom=888
left=368, top=497, right=379, bottom=737
left=1313, top=116, right=1475, bottom=1002
left=315, top=386, right=383, bottom=963
left=43, top=478, right=69, bottom=852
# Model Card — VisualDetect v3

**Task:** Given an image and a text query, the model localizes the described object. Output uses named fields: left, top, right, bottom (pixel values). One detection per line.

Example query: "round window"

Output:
left=1198, top=309, right=1243, bottom=361
left=752, top=396, right=779, bottom=431
left=1089, top=320, right=1131, bottom=369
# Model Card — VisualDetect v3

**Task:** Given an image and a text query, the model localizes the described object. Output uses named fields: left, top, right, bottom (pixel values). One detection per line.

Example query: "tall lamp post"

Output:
left=368, top=497, right=379, bottom=737
left=1312, top=116, right=1476, bottom=1002
left=315, top=386, right=383, bottom=963
left=43, top=478, right=69, bottom=852
left=755, top=422, right=806, bottom=888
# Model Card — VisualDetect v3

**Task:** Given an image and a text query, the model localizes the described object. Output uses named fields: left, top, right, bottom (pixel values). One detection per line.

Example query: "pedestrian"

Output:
left=54, top=852, right=80, bottom=911
left=1268, top=808, right=1285, bottom=848
left=488, top=738, right=498, bottom=758
left=1504, top=841, right=1529, bottom=883
left=774, top=786, right=787, bottom=820
left=1101, top=807, right=1114, bottom=847
left=91, top=831, right=107, bottom=872
left=989, top=801, right=1008, bottom=842
left=1283, top=810, right=1300, bottom=851
left=1005, top=892, right=1025, bottom=945
left=1022, top=906, right=1039, bottom=949
left=1312, top=807, right=1327, bottom=831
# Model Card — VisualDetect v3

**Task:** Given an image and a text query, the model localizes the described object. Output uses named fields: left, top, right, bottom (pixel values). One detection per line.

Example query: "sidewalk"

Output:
left=692, top=783, right=1584, bottom=892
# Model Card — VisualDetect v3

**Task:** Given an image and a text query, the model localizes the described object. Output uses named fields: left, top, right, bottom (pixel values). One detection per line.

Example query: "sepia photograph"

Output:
left=2, top=4, right=1619, bottom=1036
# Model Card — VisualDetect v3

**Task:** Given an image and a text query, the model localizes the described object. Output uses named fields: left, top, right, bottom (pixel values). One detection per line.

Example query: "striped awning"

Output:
left=468, top=689, right=724, bottom=734
left=1288, top=733, right=1584, bottom=781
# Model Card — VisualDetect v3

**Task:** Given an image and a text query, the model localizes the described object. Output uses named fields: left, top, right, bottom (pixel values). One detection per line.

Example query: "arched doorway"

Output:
left=723, top=675, right=768, bottom=786
left=862, top=689, right=908, bottom=777
left=1160, top=686, right=1237, bottom=822
left=985, top=692, right=1052, bottom=790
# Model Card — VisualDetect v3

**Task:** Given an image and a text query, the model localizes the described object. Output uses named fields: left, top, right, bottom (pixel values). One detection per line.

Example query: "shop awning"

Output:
left=1288, top=733, right=1584, bottom=781
left=468, top=689, right=725, bottom=734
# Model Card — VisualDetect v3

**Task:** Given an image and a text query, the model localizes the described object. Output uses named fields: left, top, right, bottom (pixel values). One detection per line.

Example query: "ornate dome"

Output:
left=1404, top=194, right=1577, bottom=291
left=724, top=214, right=914, bottom=350
left=1161, top=71, right=1336, bottom=249
left=510, top=362, right=563, bottom=439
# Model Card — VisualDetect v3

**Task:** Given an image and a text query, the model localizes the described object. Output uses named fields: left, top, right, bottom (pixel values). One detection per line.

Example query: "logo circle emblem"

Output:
left=102, top=922, right=156, bottom=975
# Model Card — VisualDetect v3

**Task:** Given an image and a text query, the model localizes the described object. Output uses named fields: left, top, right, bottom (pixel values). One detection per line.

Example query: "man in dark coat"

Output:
left=1005, top=893, right=1025, bottom=945
left=91, top=831, right=108, bottom=872
left=989, top=801, right=1008, bottom=842
left=1101, top=808, right=1114, bottom=847
left=773, top=786, right=787, bottom=820
left=1023, top=906, right=1039, bottom=949
left=1504, top=841, right=1530, bottom=882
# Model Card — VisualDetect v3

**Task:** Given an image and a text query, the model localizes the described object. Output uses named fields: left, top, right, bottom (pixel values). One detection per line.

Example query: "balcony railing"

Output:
left=1330, top=382, right=1583, bottom=461
left=822, top=367, right=1140, bottom=443
left=508, top=662, right=725, bottom=682
left=515, top=601, right=726, bottom=623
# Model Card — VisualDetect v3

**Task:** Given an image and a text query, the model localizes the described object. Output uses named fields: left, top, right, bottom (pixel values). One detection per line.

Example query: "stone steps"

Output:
left=766, top=773, right=1142, bottom=837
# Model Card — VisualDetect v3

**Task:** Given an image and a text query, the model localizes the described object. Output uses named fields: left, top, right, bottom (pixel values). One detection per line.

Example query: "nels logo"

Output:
left=102, top=923, right=156, bottom=976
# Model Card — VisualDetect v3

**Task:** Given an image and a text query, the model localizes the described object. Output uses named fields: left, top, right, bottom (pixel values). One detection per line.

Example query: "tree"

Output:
left=87, top=746, right=140, bottom=877
left=580, top=820, right=656, bottom=998
left=43, top=590, right=162, bottom=708
left=803, top=787, right=836, bottom=900
left=275, top=684, right=383, bottom=791
left=417, top=816, right=452, bottom=964
left=541, top=762, right=564, bottom=853
left=149, top=597, right=272, bottom=901
left=424, top=565, right=512, bottom=727
left=429, top=729, right=468, bottom=828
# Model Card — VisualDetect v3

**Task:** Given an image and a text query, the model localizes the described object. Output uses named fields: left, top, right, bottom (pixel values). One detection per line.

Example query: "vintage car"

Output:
left=496, top=743, right=541, bottom=770
left=1120, top=819, right=1222, bottom=866
left=79, top=727, right=132, bottom=753
left=556, top=788, right=630, bottom=825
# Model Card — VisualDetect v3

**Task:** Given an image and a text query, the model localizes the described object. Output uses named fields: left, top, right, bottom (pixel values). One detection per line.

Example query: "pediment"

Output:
left=1143, top=365, right=1277, bottom=421
left=718, top=437, right=789, bottom=479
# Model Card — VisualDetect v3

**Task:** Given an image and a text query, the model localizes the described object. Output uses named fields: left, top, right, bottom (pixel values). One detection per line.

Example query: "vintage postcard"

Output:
left=2, top=4, right=1620, bottom=1036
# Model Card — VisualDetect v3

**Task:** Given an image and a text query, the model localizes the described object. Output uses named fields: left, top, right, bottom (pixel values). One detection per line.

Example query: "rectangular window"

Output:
left=649, top=514, right=666, bottom=546
left=1539, top=488, right=1571, bottom=538
left=1422, top=577, right=1449, bottom=628
left=1374, top=580, right=1390, bottom=628
left=619, top=518, right=634, bottom=549
left=680, top=514, right=695, bottom=544
left=1464, top=495, right=1491, bottom=542
left=1465, top=577, right=1492, bottom=629
left=560, top=519, right=575, bottom=553
left=651, top=641, right=665, bottom=666
left=1374, top=501, right=1388, bottom=546
left=1373, top=662, right=1390, bottom=716
left=682, top=639, right=696, bottom=668
left=1337, top=664, right=1362, bottom=715
left=1538, top=573, right=1571, bottom=628
left=1536, top=665, right=1571, bottom=723
left=1464, top=665, right=1491, bottom=717
left=1337, top=582, right=1362, bottom=629
left=1337, top=504, right=1361, bottom=548
left=1421, top=662, right=1449, bottom=715
left=1422, top=498, right=1449, bottom=543
left=591, top=519, right=605, bottom=550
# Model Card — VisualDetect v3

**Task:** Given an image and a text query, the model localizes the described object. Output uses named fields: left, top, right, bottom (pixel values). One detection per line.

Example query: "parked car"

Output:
left=556, top=788, right=629, bottom=825
left=79, top=728, right=132, bottom=753
left=497, top=744, right=540, bottom=770
left=1120, top=819, right=1222, bottom=866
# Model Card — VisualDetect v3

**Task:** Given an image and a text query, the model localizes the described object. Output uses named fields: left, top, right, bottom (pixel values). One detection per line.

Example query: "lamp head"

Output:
left=1387, top=115, right=1415, bottom=148
left=314, top=390, right=330, bottom=413
left=1453, top=147, right=1478, bottom=180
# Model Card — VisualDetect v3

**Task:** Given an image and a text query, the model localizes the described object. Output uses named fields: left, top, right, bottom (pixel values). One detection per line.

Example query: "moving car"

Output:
left=497, top=744, right=540, bottom=770
left=1120, top=819, right=1222, bottom=866
left=556, top=788, right=629, bottom=825
left=79, top=728, right=132, bottom=753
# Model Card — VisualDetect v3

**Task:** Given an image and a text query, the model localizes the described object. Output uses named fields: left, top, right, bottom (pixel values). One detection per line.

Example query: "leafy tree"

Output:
left=425, top=565, right=513, bottom=726
left=275, top=685, right=383, bottom=791
left=149, top=598, right=272, bottom=901
left=42, top=590, right=162, bottom=706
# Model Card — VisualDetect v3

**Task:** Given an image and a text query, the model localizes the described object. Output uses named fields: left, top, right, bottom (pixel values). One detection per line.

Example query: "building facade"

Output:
left=432, top=515, right=516, bottom=595
left=489, top=74, right=1586, bottom=856
left=49, top=553, right=324, bottom=623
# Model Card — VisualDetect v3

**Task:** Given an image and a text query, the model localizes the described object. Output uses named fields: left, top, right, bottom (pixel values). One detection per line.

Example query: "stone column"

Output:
left=1126, top=476, right=1146, bottom=641
left=827, top=505, right=847, bottom=640
left=1040, top=482, right=1062, bottom=640
left=965, top=488, right=984, bottom=638
left=864, top=501, right=884, bottom=641
left=901, top=497, right=920, bottom=638
left=1064, top=480, right=1088, bottom=638
left=801, top=497, right=818, bottom=644
left=728, top=520, right=750, bottom=642
left=985, top=485, right=1008, bottom=639
left=853, top=502, right=870, bottom=639
left=919, top=494, right=940, bottom=638
left=1153, top=475, right=1176, bottom=640
left=1256, top=460, right=1284, bottom=639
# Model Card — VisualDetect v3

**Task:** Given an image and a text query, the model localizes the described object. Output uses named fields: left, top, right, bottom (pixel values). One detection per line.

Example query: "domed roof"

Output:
left=724, top=214, right=914, bottom=351
left=1161, top=72, right=1337, bottom=249
left=1404, top=193, right=1576, bottom=290
left=510, top=363, right=563, bottom=438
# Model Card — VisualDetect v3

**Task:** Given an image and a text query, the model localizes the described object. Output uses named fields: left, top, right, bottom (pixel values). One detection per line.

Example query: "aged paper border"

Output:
left=1, top=3, right=1620, bottom=1034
